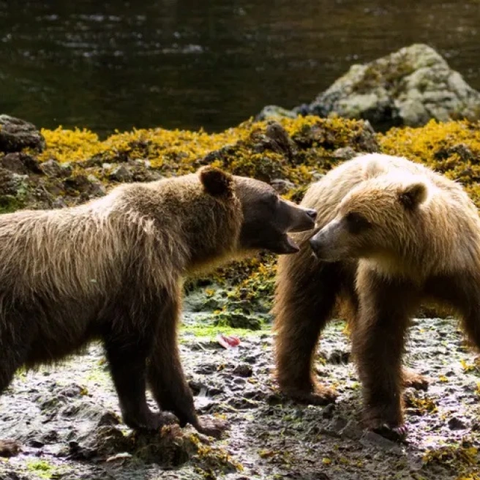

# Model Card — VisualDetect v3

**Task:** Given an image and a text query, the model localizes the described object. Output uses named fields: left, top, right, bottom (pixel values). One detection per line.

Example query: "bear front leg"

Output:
left=147, top=298, right=226, bottom=438
left=274, top=256, right=341, bottom=405
left=104, top=332, right=175, bottom=431
left=352, top=269, right=418, bottom=441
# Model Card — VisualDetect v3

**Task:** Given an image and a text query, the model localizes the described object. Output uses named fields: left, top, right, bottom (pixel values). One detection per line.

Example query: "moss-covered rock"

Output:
left=299, top=44, right=480, bottom=130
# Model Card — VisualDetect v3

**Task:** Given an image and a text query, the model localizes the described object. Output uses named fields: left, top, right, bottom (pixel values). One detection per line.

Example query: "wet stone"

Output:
left=243, top=354, right=260, bottom=364
left=339, top=420, right=364, bottom=440
left=326, top=349, right=350, bottom=364
left=447, top=416, right=468, bottom=430
left=232, top=364, right=253, bottom=378
left=361, top=431, right=403, bottom=453
left=321, top=403, right=336, bottom=419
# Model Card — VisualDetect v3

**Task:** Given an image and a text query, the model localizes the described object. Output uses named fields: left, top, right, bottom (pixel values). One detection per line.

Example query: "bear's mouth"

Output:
left=278, top=233, right=300, bottom=254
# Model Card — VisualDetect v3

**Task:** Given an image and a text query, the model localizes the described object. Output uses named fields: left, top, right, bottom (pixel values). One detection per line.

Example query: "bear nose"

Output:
left=306, top=209, right=317, bottom=220
left=309, top=236, right=322, bottom=256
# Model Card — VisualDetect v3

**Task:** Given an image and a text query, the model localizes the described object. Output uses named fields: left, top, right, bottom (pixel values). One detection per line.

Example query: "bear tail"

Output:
left=199, top=166, right=234, bottom=198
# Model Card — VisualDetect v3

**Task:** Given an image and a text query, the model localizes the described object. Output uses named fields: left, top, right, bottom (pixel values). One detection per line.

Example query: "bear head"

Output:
left=309, top=174, right=429, bottom=262
left=231, top=175, right=317, bottom=255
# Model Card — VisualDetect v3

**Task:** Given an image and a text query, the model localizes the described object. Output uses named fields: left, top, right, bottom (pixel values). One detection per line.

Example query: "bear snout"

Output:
left=306, top=209, right=317, bottom=221
left=288, top=207, right=317, bottom=233
left=309, top=235, right=324, bottom=257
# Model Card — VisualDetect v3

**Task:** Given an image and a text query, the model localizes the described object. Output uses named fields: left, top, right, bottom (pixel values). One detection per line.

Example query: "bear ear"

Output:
left=199, top=166, right=234, bottom=198
left=398, top=182, right=428, bottom=209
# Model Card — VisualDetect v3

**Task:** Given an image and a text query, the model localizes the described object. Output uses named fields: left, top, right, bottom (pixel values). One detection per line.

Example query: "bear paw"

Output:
left=124, top=410, right=179, bottom=432
left=284, top=384, right=338, bottom=406
left=369, top=422, right=408, bottom=442
left=0, top=439, right=21, bottom=457
left=363, top=407, right=407, bottom=442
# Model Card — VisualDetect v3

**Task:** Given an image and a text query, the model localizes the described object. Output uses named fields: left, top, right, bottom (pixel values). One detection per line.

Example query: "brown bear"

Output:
left=273, top=153, right=480, bottom=439
left=0, top=166, right=317, bottom=456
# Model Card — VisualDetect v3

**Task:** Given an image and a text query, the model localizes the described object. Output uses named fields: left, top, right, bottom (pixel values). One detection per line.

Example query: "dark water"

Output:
left=1, top=0, right=479, bottom=136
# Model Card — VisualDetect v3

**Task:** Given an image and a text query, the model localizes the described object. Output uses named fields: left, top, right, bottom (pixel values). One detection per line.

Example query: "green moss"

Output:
left=0, top=194, right=25, bottom=213
left=352, top=50, right=413, bottom=95
left=213, top=310, right=263, bottom=330
left=25, top=459, right=63, bottom=479
left=182, top=323, right=268, bottom=340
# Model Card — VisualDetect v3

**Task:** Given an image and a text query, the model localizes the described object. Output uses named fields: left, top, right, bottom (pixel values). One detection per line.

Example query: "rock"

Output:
left=447, top=416, right=468, bottom=430
left=299, top=44, right=480, bottom=130
left=332, top=147, right=358, bottom=161
left=326, top=349, right=350, bottom=364
left=108, top=165, right=132, bottom=183
left=0, top=115, right=45, bottom=153
left=324, top=417, right=349, bottom=437
left=40, top=159, right=72, bottom=178
left=232, top=363, right=253, bottom=378
left=70, top=425, right=132, bottom=460
left=361, top=431, right=403, bottom=453
left=256, top=105, right=297, bottom=122
left=63, top=174, right=106, bottom=199
left=213, top=311, right=262, bottom=330
left=321, top=403, right=336, bottom=419
left=255, top=121, right=297, bottom=161
left=271, top=178, right=296, bottom=194
left=0, top=153, right=41, bottom=174
left=0, top=168, right=29, bottom=212
left=339, top=420, right=364, bottom=441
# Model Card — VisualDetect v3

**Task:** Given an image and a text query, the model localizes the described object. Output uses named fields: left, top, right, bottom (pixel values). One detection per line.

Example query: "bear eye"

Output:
left=345, top=212, right=371, bottom=234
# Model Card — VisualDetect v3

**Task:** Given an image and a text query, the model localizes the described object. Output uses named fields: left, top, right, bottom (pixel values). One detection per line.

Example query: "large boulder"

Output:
left=296, top=44, right=480, bottom=130
left=0, top=115, right=46, bottom=153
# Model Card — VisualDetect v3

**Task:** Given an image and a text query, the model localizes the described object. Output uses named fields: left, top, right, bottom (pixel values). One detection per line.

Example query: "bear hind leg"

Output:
left=0, top=314, right=33, bottom=456
left=0, top=313, right=33, bottom=394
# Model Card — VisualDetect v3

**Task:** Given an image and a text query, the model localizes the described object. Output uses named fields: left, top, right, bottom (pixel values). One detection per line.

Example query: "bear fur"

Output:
left=0, top=166, right=317, bottom=455
left=273, top=153, right=480, bottom=438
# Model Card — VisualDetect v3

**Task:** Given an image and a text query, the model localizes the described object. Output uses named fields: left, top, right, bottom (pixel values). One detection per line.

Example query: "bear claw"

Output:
left=370, top=423, right=408, bottom=442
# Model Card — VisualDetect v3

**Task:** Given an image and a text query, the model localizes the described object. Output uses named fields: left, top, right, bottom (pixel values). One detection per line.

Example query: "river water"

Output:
left=0, top=0, right=479, bottom=136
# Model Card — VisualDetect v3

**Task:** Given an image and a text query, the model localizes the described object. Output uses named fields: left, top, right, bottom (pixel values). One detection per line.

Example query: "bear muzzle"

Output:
left=286, top=207, right=317, bottom=233
left=308, top=220, right=344, bottom=262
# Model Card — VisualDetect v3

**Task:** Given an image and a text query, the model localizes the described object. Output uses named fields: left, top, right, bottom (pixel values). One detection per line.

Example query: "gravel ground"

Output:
left=1, top=308, right=480, bottom=480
